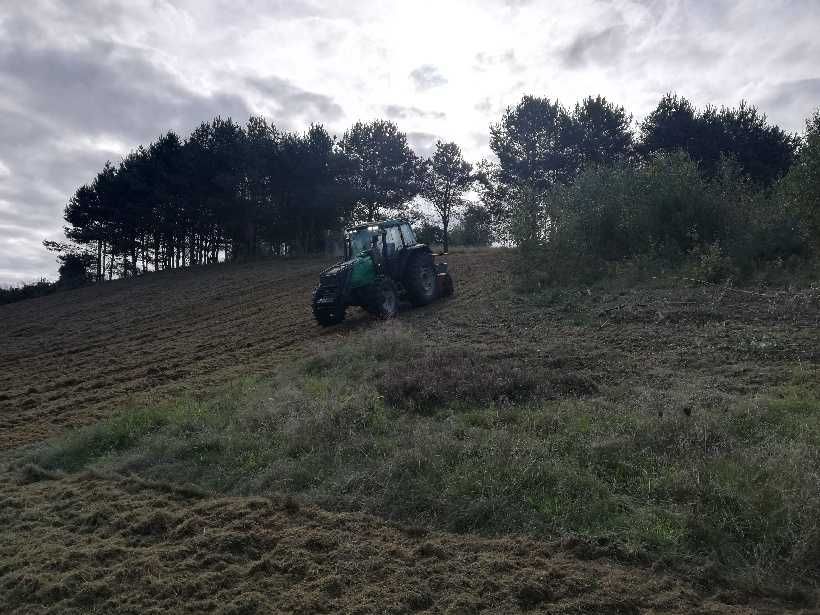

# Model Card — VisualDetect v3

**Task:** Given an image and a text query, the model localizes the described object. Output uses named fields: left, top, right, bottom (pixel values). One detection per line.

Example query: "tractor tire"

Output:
left=312, top=287, right=346, bottom=326
left=405, top=252, right=437, bottom=306
left=368, top=279, right=398, bottom=319
left=436, top=272, right=454, bottom=298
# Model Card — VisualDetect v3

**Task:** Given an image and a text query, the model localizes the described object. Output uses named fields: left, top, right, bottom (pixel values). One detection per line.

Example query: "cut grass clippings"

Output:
left=19, top=322, right=820, bottom=600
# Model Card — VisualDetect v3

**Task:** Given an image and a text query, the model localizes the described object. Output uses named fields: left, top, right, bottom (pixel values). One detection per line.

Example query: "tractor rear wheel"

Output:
left=405, top=253, right=436, bottom=306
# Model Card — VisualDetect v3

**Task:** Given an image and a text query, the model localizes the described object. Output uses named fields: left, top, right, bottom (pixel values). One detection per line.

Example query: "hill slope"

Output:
left=1, top=249, right=818, bottom=613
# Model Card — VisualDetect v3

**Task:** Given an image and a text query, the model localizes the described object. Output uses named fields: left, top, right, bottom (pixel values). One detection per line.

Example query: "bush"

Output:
left=781, top=110, right=820, bottom=251
left=515, top=152, right=812, bottom=283
left=688, top=241, right=736, bottom=283
left=0, top=279, right=57, bottom=305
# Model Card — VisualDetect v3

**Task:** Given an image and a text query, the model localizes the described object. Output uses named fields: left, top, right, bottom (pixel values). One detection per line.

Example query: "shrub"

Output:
left=516, top=152, right=812, bottom=284
left=781, top=110, right=820, bottom=252
left=688, top=241, right=736, bottom=283
left=0, top=279, right=57, bottom=305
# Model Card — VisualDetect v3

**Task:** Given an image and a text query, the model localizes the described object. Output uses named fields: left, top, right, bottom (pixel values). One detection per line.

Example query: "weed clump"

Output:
left=377, top=351, right=544, bottom=411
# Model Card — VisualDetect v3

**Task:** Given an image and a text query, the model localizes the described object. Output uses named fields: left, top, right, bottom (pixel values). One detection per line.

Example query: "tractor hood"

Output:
left=319, top=258, right=356, bottom=283
left=318, top=254, right=376, bottom=291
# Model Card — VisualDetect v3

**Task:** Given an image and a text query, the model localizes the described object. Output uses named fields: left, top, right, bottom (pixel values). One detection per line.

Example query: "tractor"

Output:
left=311, top=219, right=453, bottom=326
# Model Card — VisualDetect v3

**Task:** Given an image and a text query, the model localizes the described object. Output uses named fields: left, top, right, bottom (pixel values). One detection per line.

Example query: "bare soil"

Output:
left=1, top=257, right=333, bottom=448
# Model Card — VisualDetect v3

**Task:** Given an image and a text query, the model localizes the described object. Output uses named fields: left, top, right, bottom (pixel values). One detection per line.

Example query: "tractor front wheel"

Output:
left=312, top=287, right=346, bottom=326
left=369, top=279, right=398, bottom=319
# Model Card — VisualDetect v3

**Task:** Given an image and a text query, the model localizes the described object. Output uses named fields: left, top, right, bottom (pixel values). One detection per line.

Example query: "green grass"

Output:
left=20, top=323, right=820, bottom=594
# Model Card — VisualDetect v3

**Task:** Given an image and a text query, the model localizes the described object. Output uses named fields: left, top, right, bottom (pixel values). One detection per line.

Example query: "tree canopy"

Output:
left=338, top=120, right=419, bottom=222
left=56, top=117, right=424, bottom=281
left=640, top=94, right=797, bottom=186
left=420, top=141, right=473, bottom=252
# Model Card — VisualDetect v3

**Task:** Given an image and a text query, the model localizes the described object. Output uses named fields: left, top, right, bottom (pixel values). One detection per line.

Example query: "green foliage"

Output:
left=530, top=151, right=809, bottom=278
left=57, top=116, right=420, bottom=284
left=489, top=95, right=634, bottom=195
left=56, top=253, right=95, bottom=286
left=0, top=278, right=56, bottom=305
left=687, top=241, right=736, bottom=283
left=490, top=96, right=576, bottom=193
left=480, top=93, right=810, bottom=271
left=781, top=109, right=820, bottom=248
left=449, top=203, right=494, bottom=247
left=50, top=93, right=813, bottom=291
left=419, top=141, right=473, bottom=252
left=338, top=119, right=419, bottom=222
left=640, top=94, right=797, bottom=186
left=32, top=401, right=179, bottom=472
left=413, top=220, right=443, bottom=246
left=568, top=95, right=635, bottom=167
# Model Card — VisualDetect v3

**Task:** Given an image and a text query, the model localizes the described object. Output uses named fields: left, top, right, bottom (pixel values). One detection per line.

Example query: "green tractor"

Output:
left=311, top=219, right=454, bottom=326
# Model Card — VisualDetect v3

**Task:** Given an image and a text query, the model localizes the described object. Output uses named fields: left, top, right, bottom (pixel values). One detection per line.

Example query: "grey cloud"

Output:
left=247, top=76, right=344, bottom=125
left=759, top=78, right=820, bottom=133
left=475, top=50, right=514, bottom=64
left=470, top=131, right=489, bottom=146
left=0, top=41, right=252, bottom=146
left=382, top=105, right=446, bottom=120
left=0, top=37, right=253, bottom=284
left=409, top=65, right=448, bottom=91
left=0, top=229, right=60, bottom=285
left=406, top=131, right=438, bottom=158
left=474, top=49, right=523, bottom=73
left=474, top=98, right=493, bottom=113
left=502, top=0, right=532, bottom=8
left=559, top=25, right=628, bottom=69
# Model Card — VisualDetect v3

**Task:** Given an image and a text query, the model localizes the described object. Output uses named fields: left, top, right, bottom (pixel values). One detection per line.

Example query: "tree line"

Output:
left=34, top=92, right=820, bottom=291
left=481, top=94, right=818, bottom=282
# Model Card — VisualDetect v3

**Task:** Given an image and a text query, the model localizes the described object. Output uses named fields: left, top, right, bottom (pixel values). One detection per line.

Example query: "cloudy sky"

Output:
left=1, top=0, right=819, bottom=284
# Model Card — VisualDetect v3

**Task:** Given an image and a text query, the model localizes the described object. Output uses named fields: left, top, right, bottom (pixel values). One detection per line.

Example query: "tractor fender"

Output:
left=398, top=244, right=433, bottom=278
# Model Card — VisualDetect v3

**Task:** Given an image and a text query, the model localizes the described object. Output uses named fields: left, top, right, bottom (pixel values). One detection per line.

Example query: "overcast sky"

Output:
left=1, top=0, right=819, bottom=285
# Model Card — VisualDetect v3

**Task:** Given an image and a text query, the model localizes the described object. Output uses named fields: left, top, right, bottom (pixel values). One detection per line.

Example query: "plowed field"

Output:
left=4, top=249, right=818, bottom=450
left=1, top=251, right=520, bottom=448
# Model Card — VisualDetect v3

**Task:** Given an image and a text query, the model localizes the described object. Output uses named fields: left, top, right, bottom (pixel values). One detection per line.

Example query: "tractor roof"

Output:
left=346, top=219, right=405, bottom=232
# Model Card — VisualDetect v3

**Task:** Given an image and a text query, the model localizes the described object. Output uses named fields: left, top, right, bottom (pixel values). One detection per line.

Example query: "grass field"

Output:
left=1, top=248, right=818, bottom=613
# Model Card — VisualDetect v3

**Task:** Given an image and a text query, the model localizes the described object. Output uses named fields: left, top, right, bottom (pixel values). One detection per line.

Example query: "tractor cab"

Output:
left=344, top=220, right=418, bottom=261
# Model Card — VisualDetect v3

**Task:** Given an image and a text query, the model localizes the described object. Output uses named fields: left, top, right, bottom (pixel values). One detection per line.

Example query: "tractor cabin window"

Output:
left=385, top=227, right=402, bottom=256
left=348, top=229, right=374, bottom=256
left=399, top=223, right=416, bottom=247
